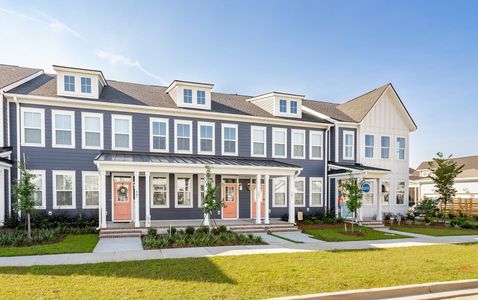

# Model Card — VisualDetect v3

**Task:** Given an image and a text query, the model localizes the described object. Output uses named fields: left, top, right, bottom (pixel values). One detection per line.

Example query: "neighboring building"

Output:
left=0, top=63, right=416, bottom=227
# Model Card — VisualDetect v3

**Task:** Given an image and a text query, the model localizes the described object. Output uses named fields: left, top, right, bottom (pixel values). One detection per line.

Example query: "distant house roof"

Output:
left=411, top=155, right=478, bottom=180
left=0, top=64, right=42, bottom=90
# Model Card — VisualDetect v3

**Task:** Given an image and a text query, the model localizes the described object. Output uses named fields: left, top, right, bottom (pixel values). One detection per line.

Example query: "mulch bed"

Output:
left=141, top=236, right=266, bottom=249
left=0, top=232, right=66, bottom=248
left=297, top=223, right=345, bottom=230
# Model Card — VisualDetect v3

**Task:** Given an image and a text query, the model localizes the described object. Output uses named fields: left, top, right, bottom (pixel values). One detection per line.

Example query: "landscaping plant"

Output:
left=200, top=165, right=224, bottom=227
left=339, top=172, right=364, bottom=232
left=13, top=162, right=37, bottom=241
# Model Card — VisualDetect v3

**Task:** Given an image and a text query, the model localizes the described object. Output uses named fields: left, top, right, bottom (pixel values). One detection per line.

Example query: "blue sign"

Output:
left=362, top=183, right=371, bottom=193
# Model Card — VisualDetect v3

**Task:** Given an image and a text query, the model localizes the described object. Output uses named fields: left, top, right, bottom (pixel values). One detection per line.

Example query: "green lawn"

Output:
left=1, top=244, right=478, bottom=299
left=390, top=225, right=478, bottom=237
left=303, top=225, right=410, bottom=242
left=0, top=234, right=99, bottom=257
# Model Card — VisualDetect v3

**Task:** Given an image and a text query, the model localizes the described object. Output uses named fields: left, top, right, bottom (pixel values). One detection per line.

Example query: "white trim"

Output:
left=309, top=177, right=324, bottom=207
left=81, top=112, right=104, bottom=150
left=309, top=130, right=323, bottom=160
left=364, top=133, right=375, bottom=159
left=174, top=174, right=193, bottom=208
left=150, top=174, right=170, bottom=208
left=31, top=170, right=46, bottom=209
left=396, top=136, right=406, bottom=160
left=251, top=126, right=267, bottom=158
left=52, top=110, right=75, bottom=149
left=272, top=127, right=287, bottom=158
left=1, top=71, right=44, bottom=93
left=291, top=129, right=306, bottom=159
left=150, top=117, right=169, bottom=153
left=380, top=135, right=391, bottom=159
left=220, top=176, right=240, bottom=220
left=52, top=170, right=76, bottom=209
left=111, top=114, right=132, bottom=151
left=293, top=177, right=305, bottom=207
left=174, top=120, right=193, bottom=154
left=343, top=130, right=355, bottom=160
left=111, top=174, right=133, bottom=223
left=221, top=123, right=238, bottom=156
left=197, top=121, right=215, bottom=155
left=20, top=107, right=45, bottom=147
left=82, top=171, right=99, bottom=209
left=272, top=177, right=287, bottom=207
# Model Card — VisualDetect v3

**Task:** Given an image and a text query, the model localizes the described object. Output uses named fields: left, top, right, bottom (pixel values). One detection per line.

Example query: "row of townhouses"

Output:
left=0, top=64, right=417, bottom=228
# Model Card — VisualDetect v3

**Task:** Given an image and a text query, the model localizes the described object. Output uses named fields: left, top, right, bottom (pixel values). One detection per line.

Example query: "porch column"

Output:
left=134, top=171, right=140, bottom=228
left=99, top=170, right=107, bottom=229
left=264, top=174, right=270, bottom=224
left=0, top=168, right=4, bottom=227
left=377, top=178, right=383, bottom=221
left=145, top=171, right=151, bottom=227
left=288, top=175, right=295, bottom=224
left=255, top=174, right=262, bottom=224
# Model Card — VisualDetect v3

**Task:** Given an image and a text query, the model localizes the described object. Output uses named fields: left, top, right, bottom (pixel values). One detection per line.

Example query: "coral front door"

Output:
left=251, top=184, right=265, bottom=218
left=222, top=183, right=238, bottom=219
left=114, top=181, right=132, bottom=221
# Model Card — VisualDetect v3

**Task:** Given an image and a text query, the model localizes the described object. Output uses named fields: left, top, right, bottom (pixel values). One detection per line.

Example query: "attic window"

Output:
left=81, top=77, right=92, bottom=93
left=197, top=90, right=206, bottom=105
left=279, top=100, right=287, bottom=113
left=64, top=75, right=75, bottom=92
left=183, top=89, right=193, bottom=104
left=290, top=101, right=298, bottom=114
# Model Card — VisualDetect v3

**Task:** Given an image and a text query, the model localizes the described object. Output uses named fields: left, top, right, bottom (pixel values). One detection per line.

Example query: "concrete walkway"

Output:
left=0, top=230, right=477, bottom=267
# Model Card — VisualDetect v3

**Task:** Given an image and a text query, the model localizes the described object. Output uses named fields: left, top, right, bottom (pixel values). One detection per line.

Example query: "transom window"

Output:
left=310, top=177, right=323, bottom=207
left=21, top=107, right=44, bottom=146
left=309, top=131, right=323, bottom=160
left=197, top=90, right=206, bottom=105
left=53, top=171, right=76, bottom=209
left=81, top=77, right=92, bottom=93
left=198, top=122, right=214, bottom=154
left=251, top=126, right=266, bottom=157
left=183, top=89, right=193, bottom=103
left=294, top=177, right=305, bottom=207
left=290, top=101, right=298, bottom=114
left=31, top=170, right=46, bottom=209
left=396, top=181, right=406, bottom=204
left=82, top=112, right=103, bottom=149
left=272, top=177, right=287, bottom=207
left=343, top=131, right=354, bottom=160
left=272, top=128, right=287, bottom=158
left=292, top=129, right=305, bottom=159
left=52, top=110, right=75, bottom=148
left=150, top=118, right=169, bottom=152
left=381, top=181, right=390, bottom=204
left=222, top=124, right=238, bottom=156
left=176, top=175, right=193, bottom=208
left=397, top=137, right=406, bottom=160
left=152, top=176, right=169, bottom=208
left=381, top=136, right=390, bottom=159
left=365, top=134, right=374, bottom=158
left=175, top=120, right=192, bottom=153
left=279, top=99, right=287, bottom=113
left=112, top=115, right=132, bottom=150
left=83, top=172, right=99, bottom=208
left=64, top=75, right=75, bottom=92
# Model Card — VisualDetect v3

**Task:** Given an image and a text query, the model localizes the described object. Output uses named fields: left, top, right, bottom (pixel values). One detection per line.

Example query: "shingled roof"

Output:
left=0, top=64, right=42, bottom=90
left=337, top=83, right=390, bottom=122
left=412, top=155, right=478, bottom=180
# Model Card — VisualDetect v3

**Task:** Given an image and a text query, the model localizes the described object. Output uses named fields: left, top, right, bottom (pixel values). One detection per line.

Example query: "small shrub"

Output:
left=303, top=219, right=313, bottom=225
left=217, top=225, right=228, bottom=233
left=313, top=219, right=322, bottom=224
left=185, top=226, right=195, bottom=235
left=167, top=226, right=177, bottom=236
left=147, top=228, right=158, bottom=239
left=336, top=216, right=344, bottom=223
left=196, top=226, right=209, bottom=234
left=280, top=214, right=288, bottom=222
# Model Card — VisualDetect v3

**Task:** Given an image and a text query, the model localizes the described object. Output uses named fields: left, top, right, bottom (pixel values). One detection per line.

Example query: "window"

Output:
left=290, top=101, right=298, bottom=114
left=362, top=181, right=374, bottom=205
left=64, top=75, right=75, bottom=92
left=251, top=126, right=266, bottom=157
left=183, top=89, right=192, bottom=103
left=112, top=115, right=132, bottom=150
left=294, top=177, right=305, bottom=207
left=197, top=90, right=206, bottom=105
left=272, top=128, right=287, bottom=158
left=343, top=130, right=354, bottom=160
left=150, top=118, right=169, bottom=152
left=53, top=171, right=76, bottom=209
left=381, top=136, right=390, bottom=159
left=198, top=122, right=215, bottom=154
left=82, top=172, right=99, bottom=208
left=21, top=107, right=44, bottom=146
left=381, top=181, right=390, bottom=204
left=279, top=99, right=287, bottom=113
left=222, top=124, right=238, bottom=156
left=291, top=129, right=305, bottom=159
left=396, top=181, right=406, bottom=204
left=174, top=120, right=192, bottom=153
left=420, top=170, right=431, bottom=177
left=397, top=137, right=406, bottom=160
left=82, top=112, right=103, bottom=149
left=310, top=178, right=323, bottom=207
left=309, top=131, right=323, bottom=160
left=52, top=110, right=75, bottom=148
left=175, top=175, right=193, bottom=208
left=199, top=175, right=215, bottom=207
left=365, top=134, right=374, bottom=158
left=31, top=170, right=46, bottom=209
left=81, top=77, right=91, bottom=93
left=272, top=177, right=287, bottom=207
left=151, top=175, right=169, bottom=208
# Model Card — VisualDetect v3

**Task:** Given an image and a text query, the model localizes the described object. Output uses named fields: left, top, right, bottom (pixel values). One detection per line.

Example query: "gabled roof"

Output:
left=412, top=155, right=478, bottom=180
left=0, top=64, right=42, bottom=90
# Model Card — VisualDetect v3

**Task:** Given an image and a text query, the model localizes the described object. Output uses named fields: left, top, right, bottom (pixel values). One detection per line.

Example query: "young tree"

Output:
left=339, top=172, right=364, bottom=232
left=428, top=152, right=464, bottom=215
left=201, top=165, right=224, bottom=227
left=13, top=162, right=37, bottom=240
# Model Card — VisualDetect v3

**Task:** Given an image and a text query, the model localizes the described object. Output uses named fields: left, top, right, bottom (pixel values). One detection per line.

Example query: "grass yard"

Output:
left=303, top=225, right=410, bottom=242
left=390, top=225, right=478, bottom=236
left=0, top=234, right=99, bottom=257
left=1, top=244, right=478, bottom=299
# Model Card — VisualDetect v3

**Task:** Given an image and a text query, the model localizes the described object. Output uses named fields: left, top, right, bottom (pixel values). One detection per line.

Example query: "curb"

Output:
left=268, top=279, right=478, bottom=300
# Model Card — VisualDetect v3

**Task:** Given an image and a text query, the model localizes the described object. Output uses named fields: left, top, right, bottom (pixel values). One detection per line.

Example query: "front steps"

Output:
left=99, top=229, right=142, bottom=239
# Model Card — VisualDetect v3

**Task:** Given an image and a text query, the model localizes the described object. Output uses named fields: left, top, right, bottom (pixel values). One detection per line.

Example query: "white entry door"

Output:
left=361, top=180, right=377, bottom=220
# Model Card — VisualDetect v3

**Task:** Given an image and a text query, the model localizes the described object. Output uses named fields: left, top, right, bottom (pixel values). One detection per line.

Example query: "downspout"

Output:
left=14, top=97, right=21, bottom=219
left=324, top=127, right=329, bottom=215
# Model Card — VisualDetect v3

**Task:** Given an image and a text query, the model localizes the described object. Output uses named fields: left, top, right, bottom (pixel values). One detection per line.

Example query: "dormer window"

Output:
left=166, top=80, right=214, bottom=110
left=183, top=89, right=193, bottom=103
left=64, top=75, right=75, bottom=92
left=81, top=77, right=92, bottom=93
left=279, top=99, right=287, bottom=113
left=290, top=101, right=298, bottom=114
left=197, top=90, right=206, bottom=105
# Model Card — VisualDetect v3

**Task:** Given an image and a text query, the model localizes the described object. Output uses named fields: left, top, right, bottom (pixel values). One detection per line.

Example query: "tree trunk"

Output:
left=27, top=213, right=32, bottom=241
left=351, top=211, right=355, bottom=232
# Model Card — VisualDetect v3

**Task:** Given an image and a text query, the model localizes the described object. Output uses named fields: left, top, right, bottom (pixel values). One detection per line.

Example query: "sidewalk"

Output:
left=0, top=229, right=477, bottom=267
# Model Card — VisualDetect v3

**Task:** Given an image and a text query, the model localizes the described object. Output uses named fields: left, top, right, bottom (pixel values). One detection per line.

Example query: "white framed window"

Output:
left=420, top=170, right=431, bottom=177
left=294, top=177, right=305, bottom=207
left=343, top=130, right=354, bottom=160
left=381, top=136, right=390, bottom=159
left=21, top=107, right=45, bottom=147
left=175, top=174, right=193, bottom=208
left=112, top=115, right=132, bottom=151
left=365, top=134, right=374, bottom=158
left=309, top=177, right=323, bottom=207
left=396, top=181, right=406, bottom=204
left=151, top=175, right=169, bottom=208
left=150, top=118, right=169, bottom=152
left=81, top=112, right=103, bottom=149
left=52, top=110, right=75, bottom=148
left=290, top=101, right=298, bottom=114
left=222, top=123, right=238, bottom=156
left=272, top=127, right=287, bottom=158
left=174, top=120, right=192, bottom=154
left=82, top=172, right=99, bottom=209
left=272, top=177, right=287, bottom=207
left=199, top=175, right=215, bottom=207
left=53, top=170, right=76, bottom=209
left=183, top=89, right=192, bottom=104
left=251, top=126, right=266, bottom=157
left=279, top=99, right=287, bottom=113
left=291, top=129, right=305, bottom=159
left=397, top=137, right=406, bottom=160
left=197, top=90, right=206, bottom=105
left=81, top=77, right=92, bottom=93
left=381, top=180, right=390, bottom=204
left=198, top=121, right=215, bottom=155
left=31, top=170, right=46, bottom=209
left=309, top=131, right=323, bottom=160
left=64, top=75, right=75, bottom=92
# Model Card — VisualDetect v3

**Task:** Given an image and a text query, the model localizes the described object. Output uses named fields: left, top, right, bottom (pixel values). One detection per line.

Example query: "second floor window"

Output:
left=397, top=137, right=406, bottom=160
left=251, top=126, right=266, bottom=157
left=365, top=134, right=374, bottom=158
left=52, top=110, right=75, bottom=148
left=279, top=99, right=287, bottom=113
left=175, top=120, right=192, bottom=153
left=343, top=131, right=354, bottom=160
left=198, top=122, right=214, bottom=154
left=197, top=90, right=206, bottom=105
left=222, top=124, right=238, bottom=155
left=64, top=75, right=75, bottom=92
left=292, top=129, right=305, bottom=159
left=21, top=107, right=44, bottom=146
left=381, top=136, right=390, bottom=159
left=183, top=89, right=192, bottom=103
left=290, top=101, right=298, bottom=114
left=82, top=112, right=103, bottom=149
left=309, top=131, right=323, bottom=160
left=272, top=128, right=287, bottom=158
left=112, top=115, right=132, bottom=150
left=151, top=118, right=168, bottom=152
left=81, top=77, right=92, bottom=93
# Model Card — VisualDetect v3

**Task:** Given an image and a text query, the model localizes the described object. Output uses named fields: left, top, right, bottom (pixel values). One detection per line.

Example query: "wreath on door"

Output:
left=118, top=186, right=128, bottom=197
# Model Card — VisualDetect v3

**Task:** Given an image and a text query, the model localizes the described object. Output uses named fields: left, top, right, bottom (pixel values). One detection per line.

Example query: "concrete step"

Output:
left=229, top=228, right=266, bottom=233
left=268, top=228, right=301, bottom=233
left=99, top=233, right=142, bottom=239
left=99, top=229, right=143, bottom=239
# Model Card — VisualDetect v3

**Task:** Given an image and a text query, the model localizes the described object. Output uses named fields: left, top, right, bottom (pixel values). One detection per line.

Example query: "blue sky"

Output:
left=1, top=0, right=477, bottom=167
